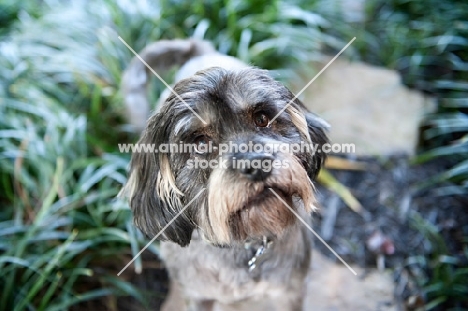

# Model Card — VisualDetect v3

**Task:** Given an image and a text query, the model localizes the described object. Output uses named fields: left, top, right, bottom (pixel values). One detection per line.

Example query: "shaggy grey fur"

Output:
left=120, top=39, right=328, bottom=311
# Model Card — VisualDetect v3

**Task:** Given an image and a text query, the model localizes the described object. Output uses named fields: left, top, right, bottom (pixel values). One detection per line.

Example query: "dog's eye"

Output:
left=194, top=136, right=210, bottom=154
left=254, top=112, right=269, bottom=128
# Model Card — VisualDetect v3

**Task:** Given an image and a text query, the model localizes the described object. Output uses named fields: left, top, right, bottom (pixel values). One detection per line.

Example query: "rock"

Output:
left=304, top=250, right=396, bottom=311
left=296, top=58, right=436, bottom=155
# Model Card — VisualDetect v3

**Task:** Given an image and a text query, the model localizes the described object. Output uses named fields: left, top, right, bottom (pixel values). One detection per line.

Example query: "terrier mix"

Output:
left=120, top=39, right=328, bottom=311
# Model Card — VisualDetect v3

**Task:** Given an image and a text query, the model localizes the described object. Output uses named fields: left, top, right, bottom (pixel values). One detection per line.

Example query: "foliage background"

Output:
left=0, top=0, right=466, bottom=310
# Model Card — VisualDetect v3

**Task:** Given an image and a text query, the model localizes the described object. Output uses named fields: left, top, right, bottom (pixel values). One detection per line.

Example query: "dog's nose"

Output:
left=235, top=153, right=274, bottom=182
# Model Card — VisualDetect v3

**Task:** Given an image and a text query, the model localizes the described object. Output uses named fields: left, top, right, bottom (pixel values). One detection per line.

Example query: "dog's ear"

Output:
left=285, top=98, right=329, bottom=180
left=119, top=113, right=194, bottom=246
left=304, top=110, right=329, bottom=179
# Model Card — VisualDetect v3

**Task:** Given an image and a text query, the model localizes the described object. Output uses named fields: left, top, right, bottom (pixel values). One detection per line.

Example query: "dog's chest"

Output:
left=159, top=228, right=311, bottom=303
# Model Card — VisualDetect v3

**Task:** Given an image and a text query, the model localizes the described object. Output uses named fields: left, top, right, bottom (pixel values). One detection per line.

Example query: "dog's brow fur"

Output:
left=174, top=115, right=194, bottom=135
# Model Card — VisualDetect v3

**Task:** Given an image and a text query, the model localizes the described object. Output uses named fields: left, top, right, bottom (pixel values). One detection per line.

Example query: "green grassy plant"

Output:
left=409, top=214, right=468, bottom=310
left=0, top=0, right=332, bottom=309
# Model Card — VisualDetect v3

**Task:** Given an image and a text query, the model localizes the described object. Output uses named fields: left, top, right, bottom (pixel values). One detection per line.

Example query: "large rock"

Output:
left=303, top=251, right=396, bottom=311
left=296, top=58, right=435, bottom=155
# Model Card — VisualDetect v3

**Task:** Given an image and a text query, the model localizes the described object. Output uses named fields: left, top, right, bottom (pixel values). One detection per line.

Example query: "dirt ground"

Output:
left=113, top=155, right=467, bottom=311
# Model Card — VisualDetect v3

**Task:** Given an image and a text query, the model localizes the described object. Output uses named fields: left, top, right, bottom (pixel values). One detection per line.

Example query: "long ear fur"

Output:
left=119, top=113, right=194, bottom=246
left=121, top=39, right=216, bottom=132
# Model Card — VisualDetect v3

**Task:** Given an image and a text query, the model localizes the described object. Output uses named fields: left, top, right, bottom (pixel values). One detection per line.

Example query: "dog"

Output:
left=120, top=39, right=328, bottom=311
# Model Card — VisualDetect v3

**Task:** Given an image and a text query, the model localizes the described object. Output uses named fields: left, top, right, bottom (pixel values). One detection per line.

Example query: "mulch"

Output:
left=314, top=155, right=468, bottom=309
left=112, top=155, right=467, bottom=310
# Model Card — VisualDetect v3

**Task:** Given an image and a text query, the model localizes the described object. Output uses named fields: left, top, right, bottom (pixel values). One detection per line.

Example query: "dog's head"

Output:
left=122, top=67, right=328, bottom=246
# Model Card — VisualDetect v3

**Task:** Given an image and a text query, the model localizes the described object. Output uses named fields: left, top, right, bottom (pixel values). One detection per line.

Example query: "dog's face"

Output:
left=123, top=67, right=328, bottom=246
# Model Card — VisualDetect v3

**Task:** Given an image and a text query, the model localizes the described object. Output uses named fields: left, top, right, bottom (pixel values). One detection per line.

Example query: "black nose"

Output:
left=235, top=153, right=274, bottom=182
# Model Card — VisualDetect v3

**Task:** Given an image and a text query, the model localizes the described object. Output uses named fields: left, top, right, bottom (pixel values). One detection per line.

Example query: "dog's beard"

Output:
left=199, top=152, right=315, bottom=245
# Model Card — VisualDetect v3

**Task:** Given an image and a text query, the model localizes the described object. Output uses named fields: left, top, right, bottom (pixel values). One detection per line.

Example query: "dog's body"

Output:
left=161, top=224, right=311, bottom=311
left=121, top=39, right=328, bottom=311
